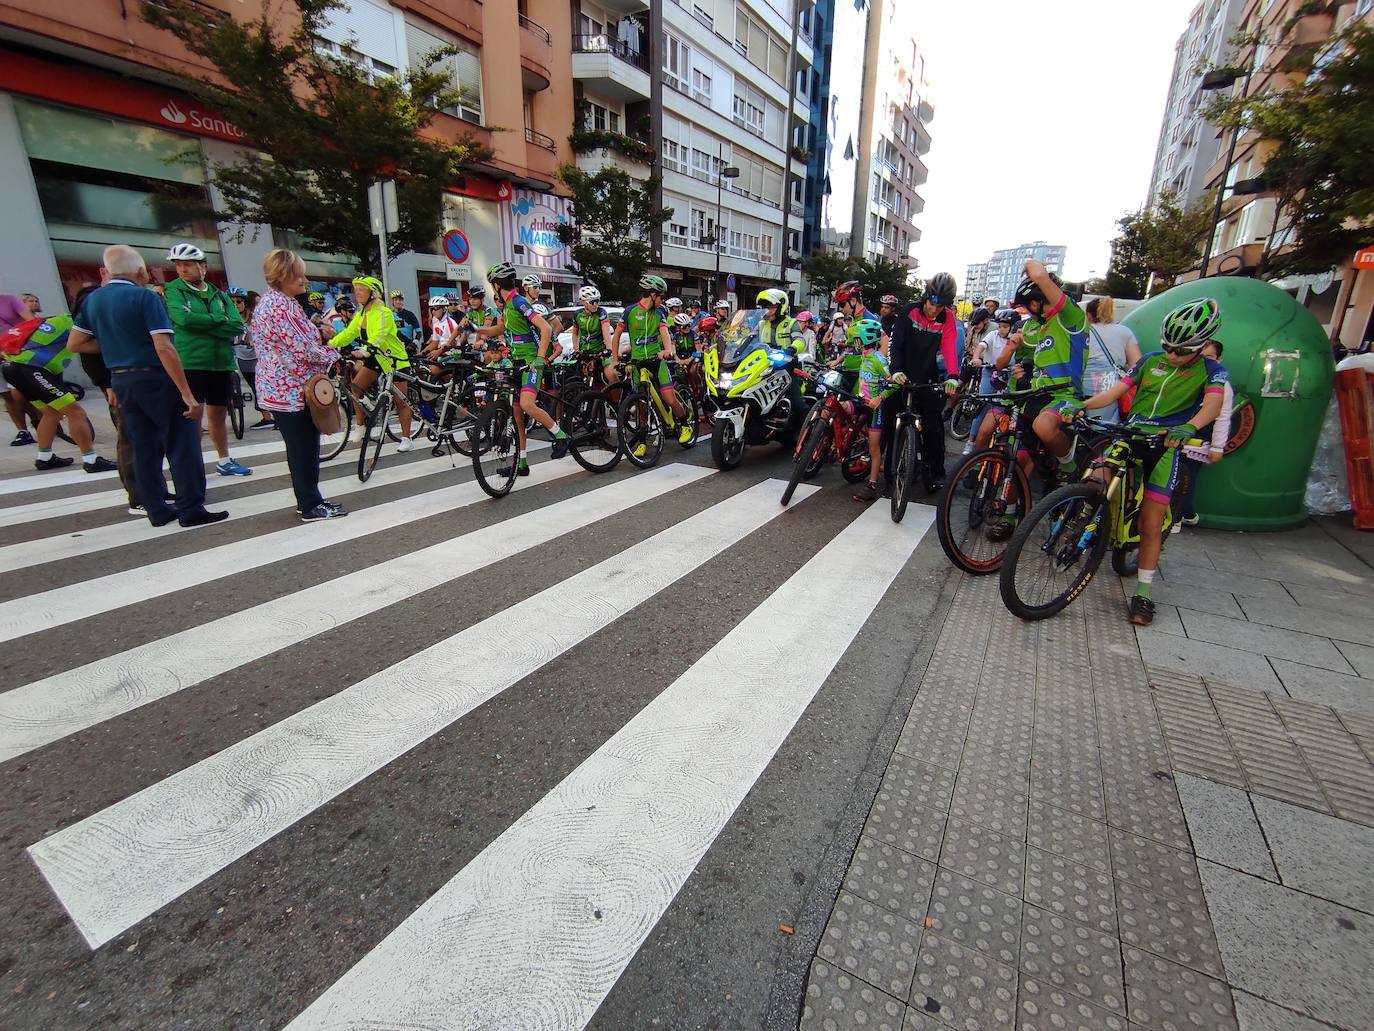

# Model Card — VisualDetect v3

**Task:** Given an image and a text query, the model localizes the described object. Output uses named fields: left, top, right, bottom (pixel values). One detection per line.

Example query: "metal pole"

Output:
left=715, top=143, right=724, bottom=303
left=1199, top=68, right=1251, bottom=279
left=378, top=229, right=389, bottom=298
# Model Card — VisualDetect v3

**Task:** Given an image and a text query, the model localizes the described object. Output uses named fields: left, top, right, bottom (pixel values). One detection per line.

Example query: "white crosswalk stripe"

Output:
left=1, top=445, right=943, bottom=1028
left=0, top=437, right=288, bottom=496
left=286, top=503, right=934, bottom=1030
left=0, top=444, right=545, bottom=572
left=0, top=464, right=711, bottom=763
left=28, top=477, right=816, bottom=948
left=0, top=449, right=570, bottom=644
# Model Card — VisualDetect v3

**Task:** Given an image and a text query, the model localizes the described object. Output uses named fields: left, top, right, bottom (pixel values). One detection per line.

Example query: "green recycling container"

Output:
left=1122, top=277, right=1333, bottom=531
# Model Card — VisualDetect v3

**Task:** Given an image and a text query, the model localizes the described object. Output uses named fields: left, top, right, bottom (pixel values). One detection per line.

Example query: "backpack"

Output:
left=0, top=317, right=45, bottom=356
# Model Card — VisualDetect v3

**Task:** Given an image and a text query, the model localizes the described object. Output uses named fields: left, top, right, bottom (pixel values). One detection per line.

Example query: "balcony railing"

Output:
left=519, top=14, right=551, bottom=46
left=525, top=127, right=556, bottom=151
left=573, top=33, right=649, bottom=73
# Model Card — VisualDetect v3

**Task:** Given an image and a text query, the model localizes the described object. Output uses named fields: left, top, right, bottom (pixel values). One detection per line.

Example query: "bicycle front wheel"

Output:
left=950, top=398, right=978, bottom=441
left=319, top=392, right=352, bottom=461
left=358, top=393, right=390, bottom=482
left=999, top=482, right=1111, bottom=621
left=617, top=389, right=663, bottom=469
left=229, top=373, right=245, bottom=440
left=470, top=404, right=520, bottom=498
left=783, top=415, right=829, bottom=506
left=937, top=449, right=1031, bottom=575
left=568, top=389, right=622, bottom=474
left=891, top=424, right=918, bottom=524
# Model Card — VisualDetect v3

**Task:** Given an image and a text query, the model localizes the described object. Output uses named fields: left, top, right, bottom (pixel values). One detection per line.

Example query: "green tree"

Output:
left=801, top=249, right=855, bottom=306
left=554, top=163, right=673, bottom=302
left=1099, top=191, right=1213, bottom=297
left=852, top=256, right=921, bottom=304
left=141, top=0, right=491, bottom=273
left=1207, top=19, right=1374, bottom=275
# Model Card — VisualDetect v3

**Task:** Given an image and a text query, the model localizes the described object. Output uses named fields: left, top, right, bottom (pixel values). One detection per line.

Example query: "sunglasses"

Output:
left=1162, top=342, right=1204, bottom=355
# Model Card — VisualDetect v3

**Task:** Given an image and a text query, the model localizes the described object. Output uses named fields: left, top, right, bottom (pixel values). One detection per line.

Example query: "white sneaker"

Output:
left=961, top=444, right=973, bottom=455
left=1170, top=521, right=1182, bottom=534
left=396, top=437, right=413, bottom=452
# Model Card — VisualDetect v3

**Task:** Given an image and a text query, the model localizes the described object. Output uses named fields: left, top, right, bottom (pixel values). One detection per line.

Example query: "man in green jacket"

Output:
left=164, top=243, right=250, bottom=475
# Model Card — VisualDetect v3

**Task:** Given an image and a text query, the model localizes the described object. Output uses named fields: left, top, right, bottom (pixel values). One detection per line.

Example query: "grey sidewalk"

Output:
left=800, top=521, right=1374, bottom=1031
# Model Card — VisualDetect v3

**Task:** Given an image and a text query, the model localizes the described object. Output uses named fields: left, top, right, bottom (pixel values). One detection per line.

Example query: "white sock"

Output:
left=550, top=423, right=563, bottom=436
left=36, top=448, right=52, bottom=460
left=1137, top=569, right=1156, bottom=584
left=82, top=451, right=98, bottom=465
left=519, top=449, right=528, bottom=460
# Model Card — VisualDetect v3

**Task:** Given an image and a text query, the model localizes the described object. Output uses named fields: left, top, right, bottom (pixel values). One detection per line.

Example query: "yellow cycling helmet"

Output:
left=352, top=276, right=385, bottom=303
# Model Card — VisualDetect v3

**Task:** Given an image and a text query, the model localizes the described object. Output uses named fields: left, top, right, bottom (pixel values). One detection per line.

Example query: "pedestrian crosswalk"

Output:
left=0, top=442, right=938, bottom=1029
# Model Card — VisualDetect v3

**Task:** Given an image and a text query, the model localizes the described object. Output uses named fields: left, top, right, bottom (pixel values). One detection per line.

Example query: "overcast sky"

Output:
left=913, top=0, right=1201, bottom=286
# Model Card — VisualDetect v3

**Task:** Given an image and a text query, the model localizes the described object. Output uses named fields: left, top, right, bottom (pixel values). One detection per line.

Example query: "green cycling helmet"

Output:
left=853, top=318, right=883, bottom=349
left=487, top=262, right=517, bottom=284
left=638, top=273, right=668, bottom=295
left=352, top=276, right=385, bottom=303
left=1160, top=297, right=1220, bottom=351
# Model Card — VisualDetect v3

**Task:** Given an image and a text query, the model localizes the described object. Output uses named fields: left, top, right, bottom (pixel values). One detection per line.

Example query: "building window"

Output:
left=692, top=67, right=713, bottom=103
left=585, top=101, right=621, bottom=134
left=668, top=219, right=688, bottom=246
left=662, top=139, right=681, bottom=172
left=691, top=208, right=715, bottom=248
left=405, top=22, right=483, bottom=124
left=663, top=32, right=690, bottom=93
left=734, top=7, right=787, bottom=86
left=733, top=84, right=765, bottom=138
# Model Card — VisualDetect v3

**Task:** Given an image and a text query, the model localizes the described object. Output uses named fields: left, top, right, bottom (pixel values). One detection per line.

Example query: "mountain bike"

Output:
left=468, top=356, right=621, bottom=498
left=888, top=380, right=952, bottom=524
left=937, top=388, right=1109, bottom=574
left=998, top=417, right=1195, bottom=621
left=781, top=366, right=871, bottom=506
left=615, top=357, right=699, bottom=470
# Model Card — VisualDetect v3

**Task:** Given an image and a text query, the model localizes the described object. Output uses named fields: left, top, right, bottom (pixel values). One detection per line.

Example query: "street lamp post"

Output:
left=713, top=158, right=740, bottom=303
left=1198, top=65, right=1254, bottom=278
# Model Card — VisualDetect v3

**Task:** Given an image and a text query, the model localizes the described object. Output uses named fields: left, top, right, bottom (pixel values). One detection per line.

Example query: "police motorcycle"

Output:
left=702, top=308, right=814, bottom=470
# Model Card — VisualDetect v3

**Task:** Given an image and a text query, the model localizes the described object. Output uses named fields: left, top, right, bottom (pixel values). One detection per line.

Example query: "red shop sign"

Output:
left=0, top=47, right=246, bottom=144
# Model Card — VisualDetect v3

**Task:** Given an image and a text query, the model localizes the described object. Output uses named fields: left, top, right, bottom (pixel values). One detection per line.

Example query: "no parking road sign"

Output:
left=443, top=229, right=470, bottom=265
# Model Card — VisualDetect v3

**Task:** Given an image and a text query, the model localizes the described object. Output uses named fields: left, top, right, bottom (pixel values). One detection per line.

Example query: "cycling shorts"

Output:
left=850, top=399, right=882, bottom=430
left=1015, top=389, right=1077, bottom=459
left=1, top=362, right=76, bottom=411
left=519, top=357, right=545, bottom=395
left=185, top=368, right=233, bottom=407
left=633, top=358, right=674, bottom=391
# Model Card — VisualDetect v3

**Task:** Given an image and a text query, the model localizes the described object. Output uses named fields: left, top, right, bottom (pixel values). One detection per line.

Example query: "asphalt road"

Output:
left=0, top=427, right=954, bottom=1030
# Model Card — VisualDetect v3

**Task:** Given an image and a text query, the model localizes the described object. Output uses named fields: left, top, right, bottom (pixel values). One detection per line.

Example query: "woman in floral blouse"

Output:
left=251, top=249, right=348, bottom=521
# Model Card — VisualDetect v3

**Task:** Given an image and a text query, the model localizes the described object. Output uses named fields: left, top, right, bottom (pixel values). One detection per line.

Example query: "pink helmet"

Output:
left=795, top=310, right=815, bottom=324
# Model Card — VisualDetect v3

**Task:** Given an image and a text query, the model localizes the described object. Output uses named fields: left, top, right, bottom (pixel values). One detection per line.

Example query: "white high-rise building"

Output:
left=1147, top=0, right=1246, bottom=209
left=653, top=0, right=813, bottom=305
left=970, top=242, right=1067, bottom=306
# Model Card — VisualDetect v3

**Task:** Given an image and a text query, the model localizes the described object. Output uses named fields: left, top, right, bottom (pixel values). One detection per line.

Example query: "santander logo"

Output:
left=159, top=100, right=188, bottom=125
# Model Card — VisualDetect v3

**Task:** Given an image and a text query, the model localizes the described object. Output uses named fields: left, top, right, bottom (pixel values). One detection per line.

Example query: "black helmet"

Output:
left=1014, top=272, right=1064, bottom=309
left=925, top=273, right=958, bottom=307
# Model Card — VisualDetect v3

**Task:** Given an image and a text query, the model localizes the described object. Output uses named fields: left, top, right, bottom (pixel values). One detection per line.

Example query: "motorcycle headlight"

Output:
left=718, top=373, right=733, bottom=388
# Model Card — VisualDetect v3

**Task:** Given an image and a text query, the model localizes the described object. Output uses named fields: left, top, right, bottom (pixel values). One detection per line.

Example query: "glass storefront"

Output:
left=14, top=98, right=225, bottom=304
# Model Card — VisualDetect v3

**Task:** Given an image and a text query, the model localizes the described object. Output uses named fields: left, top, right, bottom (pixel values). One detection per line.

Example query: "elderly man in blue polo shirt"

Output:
left=67, top=245, right=227, bottom=528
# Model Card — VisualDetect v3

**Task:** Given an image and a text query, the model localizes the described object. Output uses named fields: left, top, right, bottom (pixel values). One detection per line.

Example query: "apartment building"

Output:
left=1147, top=0, right=1246, bottom=209
left=967, top=242, right=1067, bottom=307
left=649, top=0, right=812, bottom=306
left=0, top=0, right=577, bottom=309
left=570, top=1, right=652, bottom=183
left=801, top=0, right=933, bottom=308
left=1200, top=0, right=1373, bottom=349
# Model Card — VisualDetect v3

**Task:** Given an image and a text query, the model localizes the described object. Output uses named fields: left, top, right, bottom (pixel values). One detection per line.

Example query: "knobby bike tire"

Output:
left=999, top=481, right=1111, bottom=621
left=937, top=448, right=1031, bottom=575
left=839, top=433, right=870, bottom=483
left=357, top=393, right=390, bottom=482
left=891, top=424, right=918, bottom=524
left=950, top=398, right=977, bottom=441
left=229, top=374, right=245, bottom=440
left=783, top=416, right=830, bottom=506
left=567, top=389, right=622, bottom=474
left=470, top=404, right=519, bottom=499
left=616, top=388, right=663, bottom=469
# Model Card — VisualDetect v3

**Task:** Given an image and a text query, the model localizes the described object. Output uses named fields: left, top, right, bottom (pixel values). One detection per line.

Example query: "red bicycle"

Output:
left=780, top=366, right=872, bottom=506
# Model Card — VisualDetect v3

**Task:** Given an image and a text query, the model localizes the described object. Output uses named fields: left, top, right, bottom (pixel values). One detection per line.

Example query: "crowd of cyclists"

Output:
left=1, top=243, right=1234, bottom=626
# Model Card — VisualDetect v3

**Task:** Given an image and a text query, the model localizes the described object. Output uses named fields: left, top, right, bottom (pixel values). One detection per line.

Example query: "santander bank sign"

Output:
left=157, top=99, right=245, bottom=141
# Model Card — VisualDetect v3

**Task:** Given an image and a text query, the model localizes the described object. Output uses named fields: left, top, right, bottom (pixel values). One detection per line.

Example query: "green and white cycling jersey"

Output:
left=464, top=304, right=500, bottom=331
left=619, top=302, right=667, bottom=361
left=573, top=306, right=609, bottom=352
left=857, top=350, right=895, bottom=403
left=1023, top=294, right=1088, bottom=394
left=1123, top=352, right=1228, bottom=429
left=502, top=293, right=539, bottom=361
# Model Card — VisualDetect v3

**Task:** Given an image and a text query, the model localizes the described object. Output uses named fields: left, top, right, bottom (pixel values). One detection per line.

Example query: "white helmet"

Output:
left=672, top=312, right=693, bottom=327
left=532, top=302, right=552, bottom=317
left=521, top=273, right=542, bottom=291
left=578, top=285, right=601, bottom=304
left=714, top=300, right=729, bottom=311
left=167, top=243, right=205, bottom=262
left=429, top=296, right=450, bottom=307
left=665, top=296, right=683, bottom=309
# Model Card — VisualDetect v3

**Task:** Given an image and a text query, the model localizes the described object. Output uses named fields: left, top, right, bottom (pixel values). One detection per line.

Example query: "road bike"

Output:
left=468, top=356, right=621, bottom=498
left=615, top=357, right=699, bottom=470
left=998, top=417, right=1195, bottom=621
left=781, top=366, right=871, bottom=506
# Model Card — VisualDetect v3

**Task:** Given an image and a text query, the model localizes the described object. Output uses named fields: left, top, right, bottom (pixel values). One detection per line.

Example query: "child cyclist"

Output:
left=570, top=285, right=614, bottom=380
left=472, top=263, right=570, bottom=475
left=1063, top=298, right=1227, bottom=627
left=851, top=318, right=906, bottom=502
left=614, top=274, right=691, bottom=445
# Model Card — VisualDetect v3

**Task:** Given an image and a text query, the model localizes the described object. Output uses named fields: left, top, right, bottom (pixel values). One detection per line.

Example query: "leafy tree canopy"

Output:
left=1206, top=17, right=1374, bottom=275
left=803, top=250, right=922, bottom=307
left=1099, top=191, right=1214, bottom=298
left=142, top=0, right=491, bottom=273
left=554, top=163, right=674, bottom=302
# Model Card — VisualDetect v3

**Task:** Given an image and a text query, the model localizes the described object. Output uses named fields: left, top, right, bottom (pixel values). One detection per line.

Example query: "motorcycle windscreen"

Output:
left=721, top=308, right=766, bottom=364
